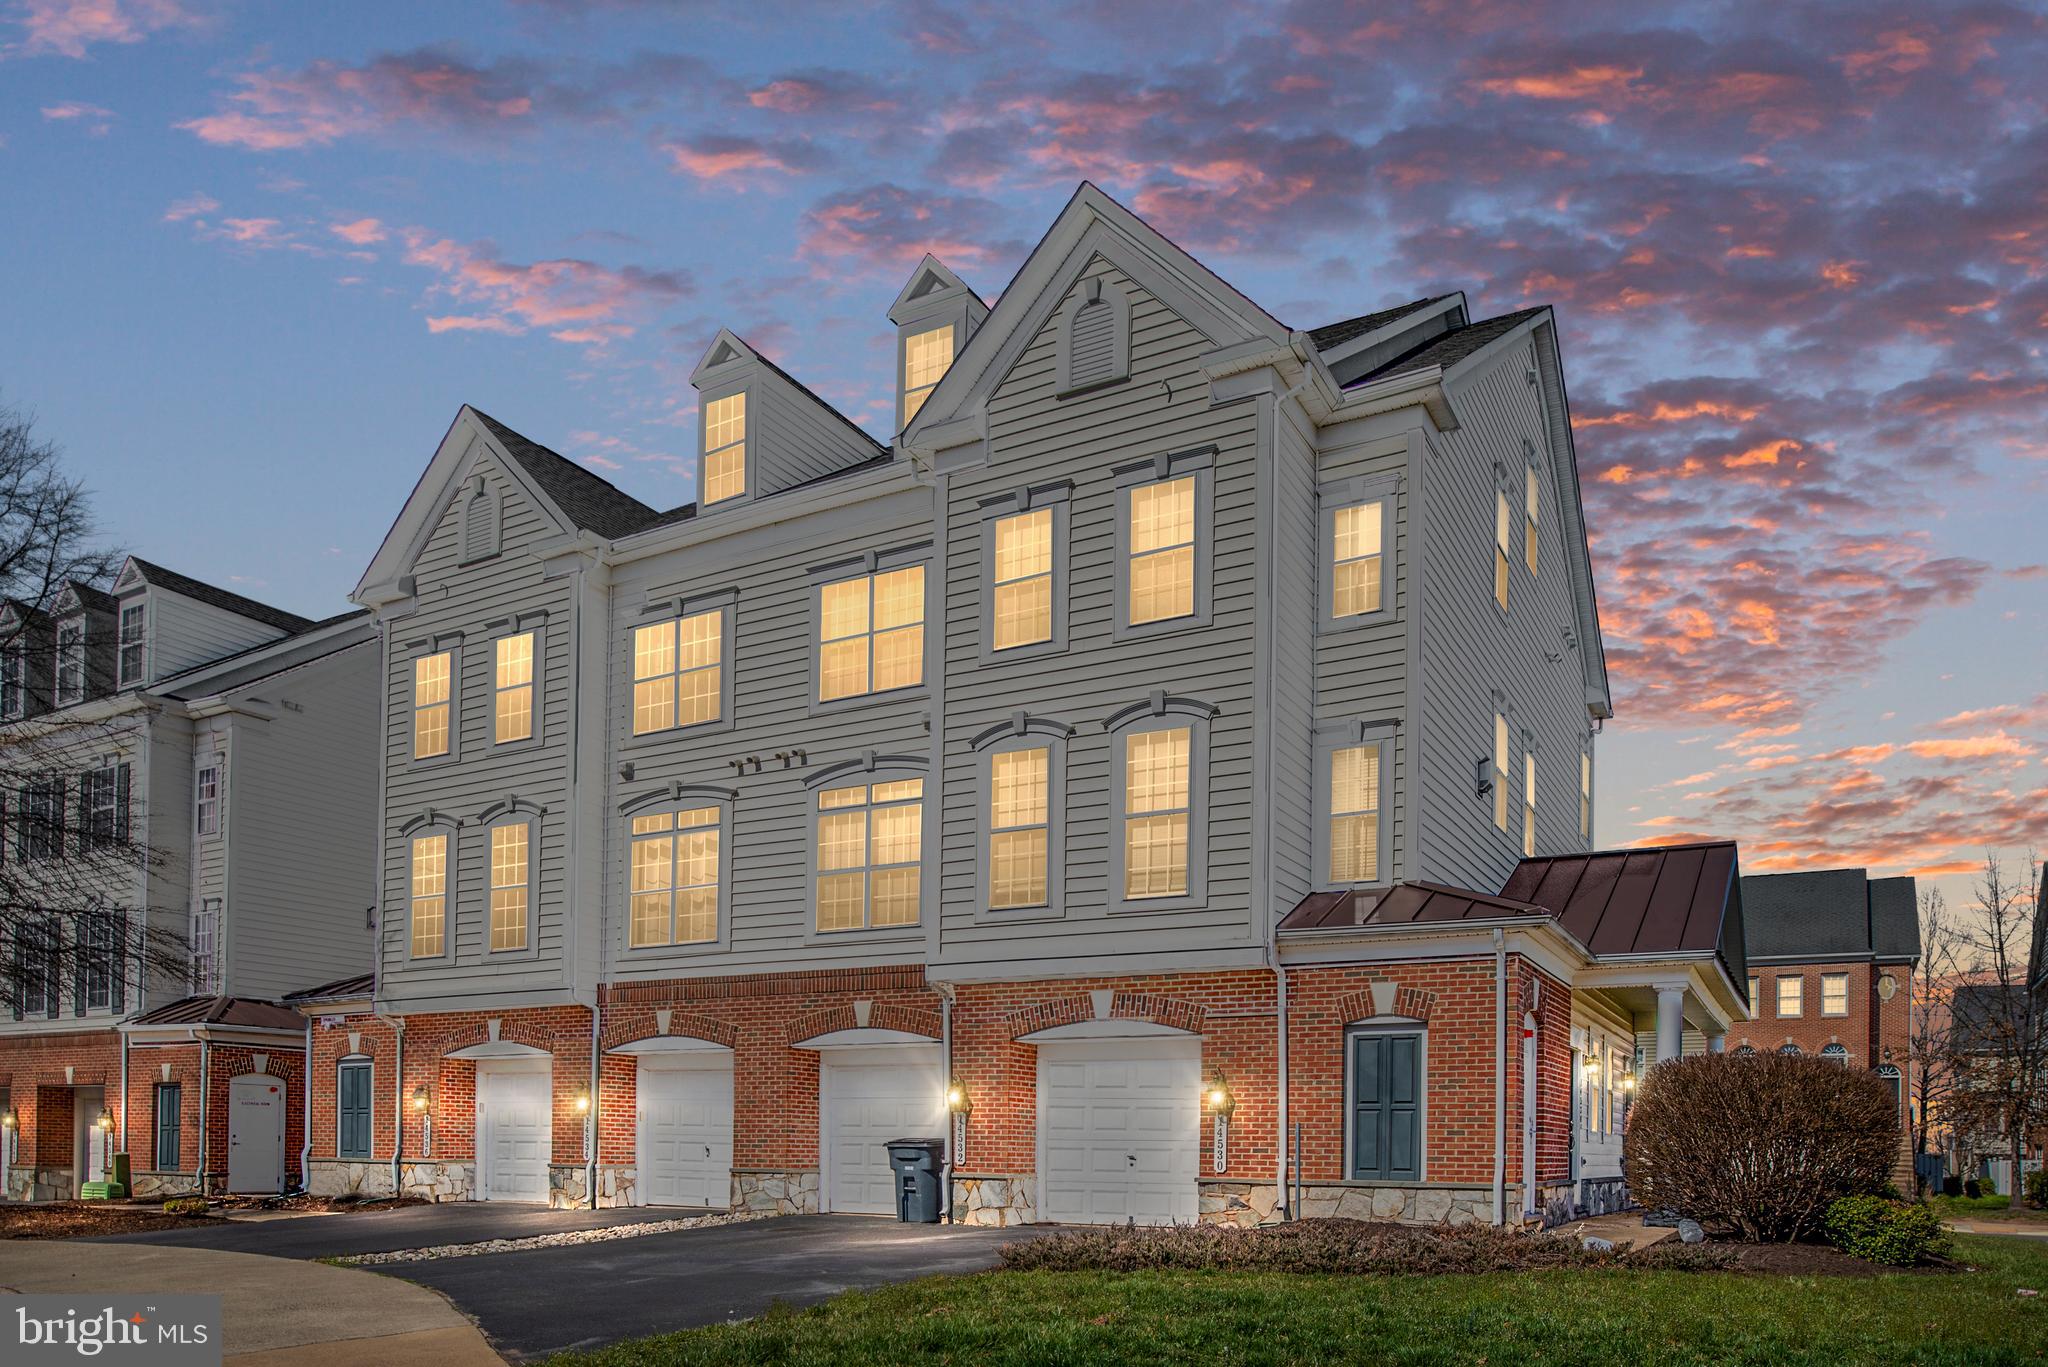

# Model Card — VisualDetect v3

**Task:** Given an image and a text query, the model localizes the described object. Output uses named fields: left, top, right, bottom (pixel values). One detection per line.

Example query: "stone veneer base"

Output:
left=308, top=1159, right=399, bottom=1199
left=734, top=1169, right=818, bottom=1215
left=951, top=1174, right=1036, bottom=1226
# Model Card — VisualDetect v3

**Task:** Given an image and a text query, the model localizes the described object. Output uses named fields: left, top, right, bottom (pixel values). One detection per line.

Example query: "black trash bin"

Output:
left=884, top=1137, right=946, bottom=1223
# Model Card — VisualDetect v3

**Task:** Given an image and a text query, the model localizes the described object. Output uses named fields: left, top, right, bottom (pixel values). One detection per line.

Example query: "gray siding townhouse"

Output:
left=0, top=558, right=376, bottom=1201
left=312, top=183, right=1749, bottom=1228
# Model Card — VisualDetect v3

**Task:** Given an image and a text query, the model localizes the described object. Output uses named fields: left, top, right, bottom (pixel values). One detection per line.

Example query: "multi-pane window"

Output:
left=494, top=632, right=534, bottom=744
left=196, top=763, right=220, bottom=836
left=988, top=747, right=1050, bottom=910
left=902, top=325, right=953, bottom=425
left=1, top=645, right=22, bottom=718
left=1522, top=752, right=1537, bottom=858
left=992, top=509, right=1054, bottom=651
left=815, top=778, right=923, bottom=932
left=488, top=824, right=529, bottom=952
left=18, top=919, right=59, bottom=1016
left=1328, top=744, right=1382, bottom=884
left=1822, top=972, right=1850, bottom=1017
left=1821, top=1042, right=1849, bottom=1065
left=1123, top=727, right=1191, bottom=898
left=82, top=913, right=114, bottom=1009
left=629, top=806, right=720, bottom=947
left=409, top=834, right=447, bottom=957
left=1776, top=975, right=1802, bottom=1018
left=1492, top=713, right=1510, bottom=832
left=1331, top=502, right=1384, bottom=619
left=1127, top=477, right=1197, bottom=627
left=19, top=777, right=63, bottom=860
left=1749, top=976, right=1760, bottom=1012
left=118, top=603, right=147, bottom=686
left=55, top=618, right=84, bottom=704
left=189, top=899, right=220, bottom=993
left=154, top=1083, right=182, bottom=1170
left=1493, top=491, right=1511, bottom=611
left=1524, top=466, right=1540, bottom=576
left=412, top=651, right=451, bottom=759
left=701, top=393, right=746, bottom=505
left=818, top=568, right=924, bottom=703
left=633, top=610, right=722, bottom=733
left=1580, top=749, right=1592, bottom=840
left=80, top=765, right=124, bottom=851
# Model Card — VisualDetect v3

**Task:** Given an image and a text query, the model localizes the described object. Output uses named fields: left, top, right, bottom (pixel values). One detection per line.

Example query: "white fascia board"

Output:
left=1331, top=366, right=1456, bottom=430
left=604, top=461, right=919, bottom=566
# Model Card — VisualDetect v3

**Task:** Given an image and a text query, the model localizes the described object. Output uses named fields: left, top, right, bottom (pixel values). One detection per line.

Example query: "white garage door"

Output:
left=477, top=1060, right=551, bottom=1203
left=638, top=1059, right=734, bottom=1209
left=1039, top=1037, right=1200, bottom=1225
left=820, top=1046, right=945, bottom=1215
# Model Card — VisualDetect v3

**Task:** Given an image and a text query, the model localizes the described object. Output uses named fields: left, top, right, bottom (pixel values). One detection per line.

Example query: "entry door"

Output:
left=73, top=1086, right=107, bottom=1187
left=1038, top=1038, right=1201, bottom=1225
left=637, top=1060, right=734, bottom=1209
left=819, top=1047, right=945, bottom=1214
left=1349, top=1032, right=1420, bottom=1181
left=477, top=1061, right=551, bottom=1202
left=227, top=1076, right=286, bottom=1193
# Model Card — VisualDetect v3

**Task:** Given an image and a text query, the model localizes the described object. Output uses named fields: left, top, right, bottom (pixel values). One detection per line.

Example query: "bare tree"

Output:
left=1909, top=886, right=1966, bottom=1191
left=0, top=397, right=188, bottom=1015
left=1948, top=851, right=2046, bottom=1210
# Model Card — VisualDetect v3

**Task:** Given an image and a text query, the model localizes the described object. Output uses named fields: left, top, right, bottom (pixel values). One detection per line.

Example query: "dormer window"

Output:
left=901, top=325, right=953, bottom=426
left=1, top=644, right=23, bottom=719
left=701, top=392, right=747, bottom=506
left=55, top=618, right=85, bottom=705
left=118, top=603, right=147, bottom=687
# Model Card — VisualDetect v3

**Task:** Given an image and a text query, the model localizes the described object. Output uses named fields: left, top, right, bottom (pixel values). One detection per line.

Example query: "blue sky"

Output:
left=3, top=0, right=2044, bottom=893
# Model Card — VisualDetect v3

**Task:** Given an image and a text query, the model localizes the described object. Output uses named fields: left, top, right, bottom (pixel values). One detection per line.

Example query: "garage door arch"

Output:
left=1026, top=1021, right=1201, bottom=1226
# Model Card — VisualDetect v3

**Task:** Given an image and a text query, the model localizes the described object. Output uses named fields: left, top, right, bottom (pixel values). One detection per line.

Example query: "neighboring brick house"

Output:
left=299, top=182, right=1754, bottom=1227
left=1736, top=868, right=1918, bottom=1183
left=0, top=558, right=375, bottom=1200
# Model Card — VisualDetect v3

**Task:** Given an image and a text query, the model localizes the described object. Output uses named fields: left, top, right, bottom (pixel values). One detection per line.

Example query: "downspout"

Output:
left=938, top=984, right=955, bottom=1222
left=298, top=1015, right=313, bottom=1193
left=196, top=1038, right=210, bottom=1196
left=1271, top=931, right=1289, bottom=1221
left=381, top=1016, right=405, bottom=1195
left=1493, top=927, right=1507, bottom=1226
left=587, top=1002, right=600, bottom=1209
left=119, top=1031, right=129, bottom=1155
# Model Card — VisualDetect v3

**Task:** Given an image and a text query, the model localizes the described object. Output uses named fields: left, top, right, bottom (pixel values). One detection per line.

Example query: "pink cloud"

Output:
left=9, top=0, right=197, bottom=59
left=1904, top=732, right=2035, bottom=761
left=160, top=190, right=217, bottom=222
left=39, top=100, right=114, bottom=132
left=218, top=217, right=286, bottom=246
left=329, top=217, right=387, bottom=245
left=400, top=228, right=692, bottom=345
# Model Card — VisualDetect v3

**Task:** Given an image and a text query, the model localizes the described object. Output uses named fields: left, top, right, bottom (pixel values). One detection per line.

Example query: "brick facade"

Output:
left=0, top=1029, right=123, bottom=1200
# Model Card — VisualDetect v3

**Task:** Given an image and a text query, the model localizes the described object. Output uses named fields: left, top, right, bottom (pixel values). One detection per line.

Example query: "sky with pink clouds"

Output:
left=2, top=0, right=2044, bottom=898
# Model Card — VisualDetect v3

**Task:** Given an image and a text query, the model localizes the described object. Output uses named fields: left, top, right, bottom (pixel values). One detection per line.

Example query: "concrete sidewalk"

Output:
left=0, top=1241, right=502, bottom=1366
left=1947, top=1220, right=2048, bottom=1239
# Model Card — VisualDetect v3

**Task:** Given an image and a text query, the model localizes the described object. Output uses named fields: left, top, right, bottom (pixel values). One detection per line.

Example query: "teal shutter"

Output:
left=1350, top=1033, right=1422, bottom=1180
left=338, top=1062, right=373, bottom=1159
left=155, top=1083, right=182, bottom=1170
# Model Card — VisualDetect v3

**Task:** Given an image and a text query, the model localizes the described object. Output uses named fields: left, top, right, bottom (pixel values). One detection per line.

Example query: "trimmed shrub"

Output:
left=1625, top=1051, right=1898, bottom=1242
left=2025, top=1169, right=2048, bottom=1209
left=1980, top=1175, right=1997, bottom=1197
left=1965, top=1178, right=1982, bottom=1199
left=1823, top=1195, right=1951, bottom=1265
left=161, top=1197, right=209, bottom=1215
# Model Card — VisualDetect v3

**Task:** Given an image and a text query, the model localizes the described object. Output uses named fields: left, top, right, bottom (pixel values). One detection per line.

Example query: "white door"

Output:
left=637, top=1059, right=734, bottom=1209
left=227, top=1076, right=285, bottom=1194
left=819, top=1046, right=945, bottom=1214
left=1038, top=1038, right=1200, bottom=1225
left=73, top=1087, right=107, bottom=1188
left=477, top=1061, right=551, bottom=1202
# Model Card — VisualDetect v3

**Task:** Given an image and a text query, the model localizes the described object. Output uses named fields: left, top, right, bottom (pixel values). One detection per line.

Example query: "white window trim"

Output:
left=1343, top=1020, right=1428, bottom=1182
left=1107, top=692, right=1216, bottom=914
left=1821, top=972, right=1851, bottom=1018
left=190, top=898, right=221, bottom=995
left=897, top=321, right=956, bottom=434
left=1318, top=474, right=1398, bottom=632
left=1055, top=273, right=1132, bottom=397
left=55, top=617, right=85, bottom=706
left=977, top=483, right=1071, bottom=662
left=802, top=752, right=929, bottom=945
left=1112, top=449, right=1216, bottom=643
left=807, top=545, right=932, bottom=717
left=1492, top=488, right=1512, bottom=615
left=118, top=600, right=148, bottom=688
left=405, top=635, right=462, bottom=767
left=969, top=714, right=1071, bottom=922
left=488, top=613, right=548, bottom=751
left=617, top=783, right=736, bottom=959
left=1313, top=719, right=1396, bottom=892
left=195, top=758, right=222, bottom=838
left=1, top=641, right=25, bottom=719
left=626, top=591, right=736, bottom=742
left=1522, top=740, right=1537, bottom=859
left=1776, top=974, right=1803, bottom=1019
left=398, top=814, right=457, bottom=963
left=697, top=383, right=753, bottom=511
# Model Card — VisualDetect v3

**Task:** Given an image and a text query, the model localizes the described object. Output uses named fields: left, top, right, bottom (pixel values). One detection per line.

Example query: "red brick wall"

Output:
left=123, top=1042, right=201, bottom=1173
left=0, top=1029, right=122, bottom=1169
left=1739, top=962, right=1914, bottom=1068
left=204, top=1044, right=306, bottom=1191
left=306, top=1013, right=399, bottom=1162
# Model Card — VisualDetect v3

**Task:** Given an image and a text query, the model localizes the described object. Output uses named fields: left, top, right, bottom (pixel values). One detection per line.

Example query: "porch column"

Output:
left=1707, top=1033, right=1726, bottom=1054
left=1655, top=987, right=1685, bottom=1064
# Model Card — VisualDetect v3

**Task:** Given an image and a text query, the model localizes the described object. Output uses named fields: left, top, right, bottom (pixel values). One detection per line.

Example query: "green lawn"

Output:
left=1934, top=1195, right=2048, bottom=1224
left=545, top=1235, right=2047, bottom=1366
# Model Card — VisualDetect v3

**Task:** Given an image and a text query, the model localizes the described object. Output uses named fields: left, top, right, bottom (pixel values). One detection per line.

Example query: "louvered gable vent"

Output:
left=461, top=478, right=501, bottom=563
left=1057, top=272, right=1130, bottom=396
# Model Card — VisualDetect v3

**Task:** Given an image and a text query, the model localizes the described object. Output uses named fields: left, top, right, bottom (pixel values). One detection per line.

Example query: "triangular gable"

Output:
left=113, top=558, right=147, bottom=595
left=690, top=328, right=752, bottom=386
left=900, top=182, right=1289, bottom=447
left=888, top=254, right=977, bottom=322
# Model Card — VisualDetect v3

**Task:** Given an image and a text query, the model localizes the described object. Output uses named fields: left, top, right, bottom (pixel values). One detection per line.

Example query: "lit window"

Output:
left=1748, top=976, right=1760, bottom=1012
left=56, top=619, right=84, bottom=704
left=190, top=899, right=220, bottom=993
left=1331, top=502, right=1384, bottom=618
left=630, top=806, right=721, bottom=947
left=489, top=824, right=530, bottom=952
left=818, top=567, right=924, bottom=703
left=413, top=652, right=451, bottom=759
left=1522, top=752, right=1537, bottom=858
left=1328, top=744, right=1381, bottom=884
left=494, top=632, right=534, bottom=744
left=1580, top=749, right=1592, bottom=841
left=992, top=509, right=1053, bottom=651
left=196, top=763, right=220, bottom=836
left=1492, top=713, right=1510, bottom=832
left=702, top=393, right=746, bottom=505
left=815, top=779, right=923, bottom=932
left=1524, top=466, right=1540, bottom=576
left=1493, top=491, right=1511, bottom=611
left=1822, top=972, right=1849, bottom=1017
left=119, top=603, right=147, bottom=686
left=1127, top=477, right=1196, bottom=627
left=988, top=747, right=1049, bottom=910
left=410, top=834, right=447, bottom=957
left=1776, top=975, right=1802, bottom=1018
left=902, top=325, right=953, bottom=425
left=633, top=609, right=723, bottom=734
left=1123, top=727, right=1191, bottom=898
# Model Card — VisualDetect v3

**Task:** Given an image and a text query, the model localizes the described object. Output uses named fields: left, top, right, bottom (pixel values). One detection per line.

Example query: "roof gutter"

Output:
left=1332, top=365, right=1457, bottom=430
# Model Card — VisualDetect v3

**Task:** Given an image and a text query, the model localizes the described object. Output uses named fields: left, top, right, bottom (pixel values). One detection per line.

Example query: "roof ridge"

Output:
left=129, top=556, right=316, bottom=633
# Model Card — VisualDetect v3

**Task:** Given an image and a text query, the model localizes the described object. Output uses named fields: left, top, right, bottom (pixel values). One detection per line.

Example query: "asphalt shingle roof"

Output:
left=473, top=410, right=661, bottom=539
left=1349, top=307, right=1549, bottom=385
left=1307, top=295, right=1450, bottom=352
left=1739, top=868, right=1921, bottom=962
left=128, top=558, right=314, bottom=634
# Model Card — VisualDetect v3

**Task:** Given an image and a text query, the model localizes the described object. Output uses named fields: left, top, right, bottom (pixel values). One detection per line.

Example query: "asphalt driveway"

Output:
left=91, top=1201, right=696, bottom=1259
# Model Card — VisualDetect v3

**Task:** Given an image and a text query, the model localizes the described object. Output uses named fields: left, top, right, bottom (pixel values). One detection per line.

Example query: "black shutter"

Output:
left=110, top=909, right=126, bottom=1012
left=9, top=934, right=20, bottom=1020
left=45, top=922, right=61, bottom=1019
left=75, top=773, right=89, bottom=854
left=72, top=918, right=86, bottom=1016
left=114, top=763, right=131, bottom=843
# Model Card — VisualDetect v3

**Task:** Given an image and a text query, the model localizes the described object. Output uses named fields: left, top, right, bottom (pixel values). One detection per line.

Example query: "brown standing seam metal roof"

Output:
left=130, top=994, right=307, bottom=1031
left=282, top=973, right=375, bottom=1004
left=1278, top=882, right=1552, bottom=933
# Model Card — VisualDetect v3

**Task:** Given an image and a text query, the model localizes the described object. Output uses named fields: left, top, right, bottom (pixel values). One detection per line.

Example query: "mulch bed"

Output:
left=1710, top=1240, right=1957, bottom=1277
left=210, top=1193, right=426, bottom=1215
left=1, top=1202, right=221, bottom=1240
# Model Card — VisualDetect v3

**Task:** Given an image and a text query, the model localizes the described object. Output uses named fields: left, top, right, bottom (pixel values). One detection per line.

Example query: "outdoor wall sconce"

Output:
left=1619, top=1070, right=1638, bottom=1093
left=946, top=1081, right=970, bottom=1168
left=573, top=1091, right=592, bottom=1115
left=410, top=1086, right=430, bottom=1111
left=1207, top=1075, right=1235, bottom=1173
left=96, top=1108, right=114, bottom=1132
left=945, top=1081, right=970, bottom=1115
left=413, top=1086, right=434, bottom=1158
left=1, top=1107, right=15, bottom=1130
